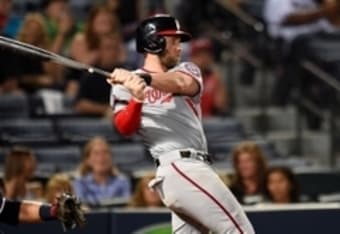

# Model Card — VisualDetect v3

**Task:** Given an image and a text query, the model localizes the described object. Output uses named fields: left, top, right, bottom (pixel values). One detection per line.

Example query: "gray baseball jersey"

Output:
left=110, top=62, right=208, bottom=158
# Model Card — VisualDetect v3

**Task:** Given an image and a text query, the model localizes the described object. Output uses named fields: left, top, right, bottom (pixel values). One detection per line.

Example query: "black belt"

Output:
left=155, top=151, right=212, bottom=167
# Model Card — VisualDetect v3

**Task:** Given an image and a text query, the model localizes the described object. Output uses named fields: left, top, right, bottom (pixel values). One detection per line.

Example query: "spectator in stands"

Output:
left=105, top=0, right=141, bottom=40
left=264, top=0, right=340, bottom=107
left=190, top=38, right=229, bottom=118
left=69, top=6, right=119, bottom=65
left=264, top=0, right=340, bottom=129
left=45, top=174, right=73, bottom=203
left=264, top=166, right=300, bottom=203
left=0, top=0, right=22, bottom=93
left=0, top=0, right=22, bottom=38
left=66, top=6, right=119, bottom=96
left=73, top=137, right=131, bottom=206
left=264, top=0, right=339, bottom=45
left=128, top=173, right=163, bottom=208
left=42, top=0, right=81, bottom=55
left=4, top=146, right=38, bottom=200
left=0, top=66, right=22, bottom=95
left=230, top=141, right=267, bottom=205
left=75, top=32, right=127, bottom=117
left=16, top=13, right=62, bottom=93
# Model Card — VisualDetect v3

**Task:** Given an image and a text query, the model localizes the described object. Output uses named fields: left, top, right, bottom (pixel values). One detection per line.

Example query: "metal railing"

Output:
left=298, top=61, right=340, bottom=167
left=212, top=0, right=340, bottom=166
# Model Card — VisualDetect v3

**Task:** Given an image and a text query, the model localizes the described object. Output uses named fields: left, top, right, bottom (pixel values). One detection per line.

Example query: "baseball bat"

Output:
left=0, top=36, right=112, bottom=78
left=215, top=0, right=264, bottom=32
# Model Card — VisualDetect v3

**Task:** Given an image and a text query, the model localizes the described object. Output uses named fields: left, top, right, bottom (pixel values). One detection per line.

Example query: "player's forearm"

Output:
left=150, top=72, right=197, bottom=96
left=20, top=201, right=58, bottom=223
left=0, top=199, right=56, bottom=225
left=19, top=201, right=43, bottom=223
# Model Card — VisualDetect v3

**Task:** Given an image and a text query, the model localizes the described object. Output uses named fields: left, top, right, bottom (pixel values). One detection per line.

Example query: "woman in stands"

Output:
left=230, top=141, right=268, bottom=204
left=4, top=146, right=39, bottom=200
left=16, top=13, right=61, bottom=93
left=74, top=32, right=127, bottom=117
left=67, top=6, right=120, bottom=96
left=264, top=166, right=300, bottom=204
left=128, top=173, right=163, bottom=208
left=69, top=6, right=120, bottom=65
left=73, top=136, right=131, bottom=207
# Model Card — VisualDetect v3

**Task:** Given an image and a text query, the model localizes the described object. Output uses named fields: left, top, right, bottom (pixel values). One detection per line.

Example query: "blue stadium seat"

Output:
left=208, top=141, right=236, bottom=162
left=30, top=92, right=76, bottom=117
left=0, top=94, right=29, bottom=118
left=33, top=145, right=81, bottom=175
left=0, top=119, right=58, bottom=145
left=203, top=118, right=246, bottom=143
left=57, top=118, right=122, bottom=144
left=33, top=145, right=81, bottom=164
left=296, top=171, right=340, bottom=201
left=208, top=140, right=280, bottom=162
left=111, top=143, right=153, bottom=172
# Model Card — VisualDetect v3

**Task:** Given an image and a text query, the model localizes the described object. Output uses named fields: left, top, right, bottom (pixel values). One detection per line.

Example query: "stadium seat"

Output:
left=0, top=94, right=29, bottom=118
left=33, top=145, right=82, bottom=176
left=33, top=145, right=81, bottom=165
left=57, top=118, right=122, bottom=144
left=208, top=139, right=280, bottom=162
left=208, top=141, right=236, bottom=162
left=203, top=118, right=245, bottom=143
left=30, top=91, right=77, bottom=117
left=111, top=143, right=153, bottom=172
left=296, top=171, right=340, bottom=201
left=0, top=118, right=58, bottom=145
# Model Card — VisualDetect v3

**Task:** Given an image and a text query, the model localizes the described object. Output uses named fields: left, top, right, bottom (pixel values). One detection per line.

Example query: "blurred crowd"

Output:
left=0, top=0, right=339, bottom=124
left=1, top=0, right=340, bottom=210
left=0, top=139, right=306, bottom=210
left=0, top=0, right=230, bottom=119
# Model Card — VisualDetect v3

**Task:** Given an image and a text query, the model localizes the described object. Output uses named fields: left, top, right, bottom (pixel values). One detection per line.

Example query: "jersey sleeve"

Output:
left=110, top=84, right=132, bottom=114
left=173, top=62, right=203, bottom=102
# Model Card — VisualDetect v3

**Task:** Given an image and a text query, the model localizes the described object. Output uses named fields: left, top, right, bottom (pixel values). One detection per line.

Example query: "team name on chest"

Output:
left=144, top=88, right=173, bottom=104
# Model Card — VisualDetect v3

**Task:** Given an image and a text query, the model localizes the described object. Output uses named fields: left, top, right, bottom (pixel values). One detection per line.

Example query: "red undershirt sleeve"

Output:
left=113, top=99, right=143, bottom=136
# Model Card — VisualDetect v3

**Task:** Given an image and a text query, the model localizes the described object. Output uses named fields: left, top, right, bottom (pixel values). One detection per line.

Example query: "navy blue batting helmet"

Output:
left=136, top=14, right=191, bottom=54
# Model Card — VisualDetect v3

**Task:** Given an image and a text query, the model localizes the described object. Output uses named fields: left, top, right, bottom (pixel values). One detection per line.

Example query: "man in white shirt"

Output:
left=264, top=0, right=338, bottom=45
left=264, top=0, right=340, bottom=129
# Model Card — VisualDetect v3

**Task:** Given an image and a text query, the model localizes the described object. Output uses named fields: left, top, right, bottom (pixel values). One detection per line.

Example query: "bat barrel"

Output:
left=0, top=36, right=112, bottom=78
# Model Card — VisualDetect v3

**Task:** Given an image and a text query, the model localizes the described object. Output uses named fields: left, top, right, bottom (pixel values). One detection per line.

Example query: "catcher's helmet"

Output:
left=136, top=14, right=191, bottom=54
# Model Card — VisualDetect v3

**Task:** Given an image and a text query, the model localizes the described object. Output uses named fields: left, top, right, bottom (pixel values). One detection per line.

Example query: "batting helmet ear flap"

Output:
left=137, top=22, right=166, bottom=54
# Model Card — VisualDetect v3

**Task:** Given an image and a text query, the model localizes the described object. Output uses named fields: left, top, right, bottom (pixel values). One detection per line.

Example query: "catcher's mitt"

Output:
left=55, top=192, right=86, bottom=232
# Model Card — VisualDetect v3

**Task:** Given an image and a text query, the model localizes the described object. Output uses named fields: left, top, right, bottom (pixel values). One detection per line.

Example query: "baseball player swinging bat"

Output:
left=108, top=14, right=255, bottom=234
